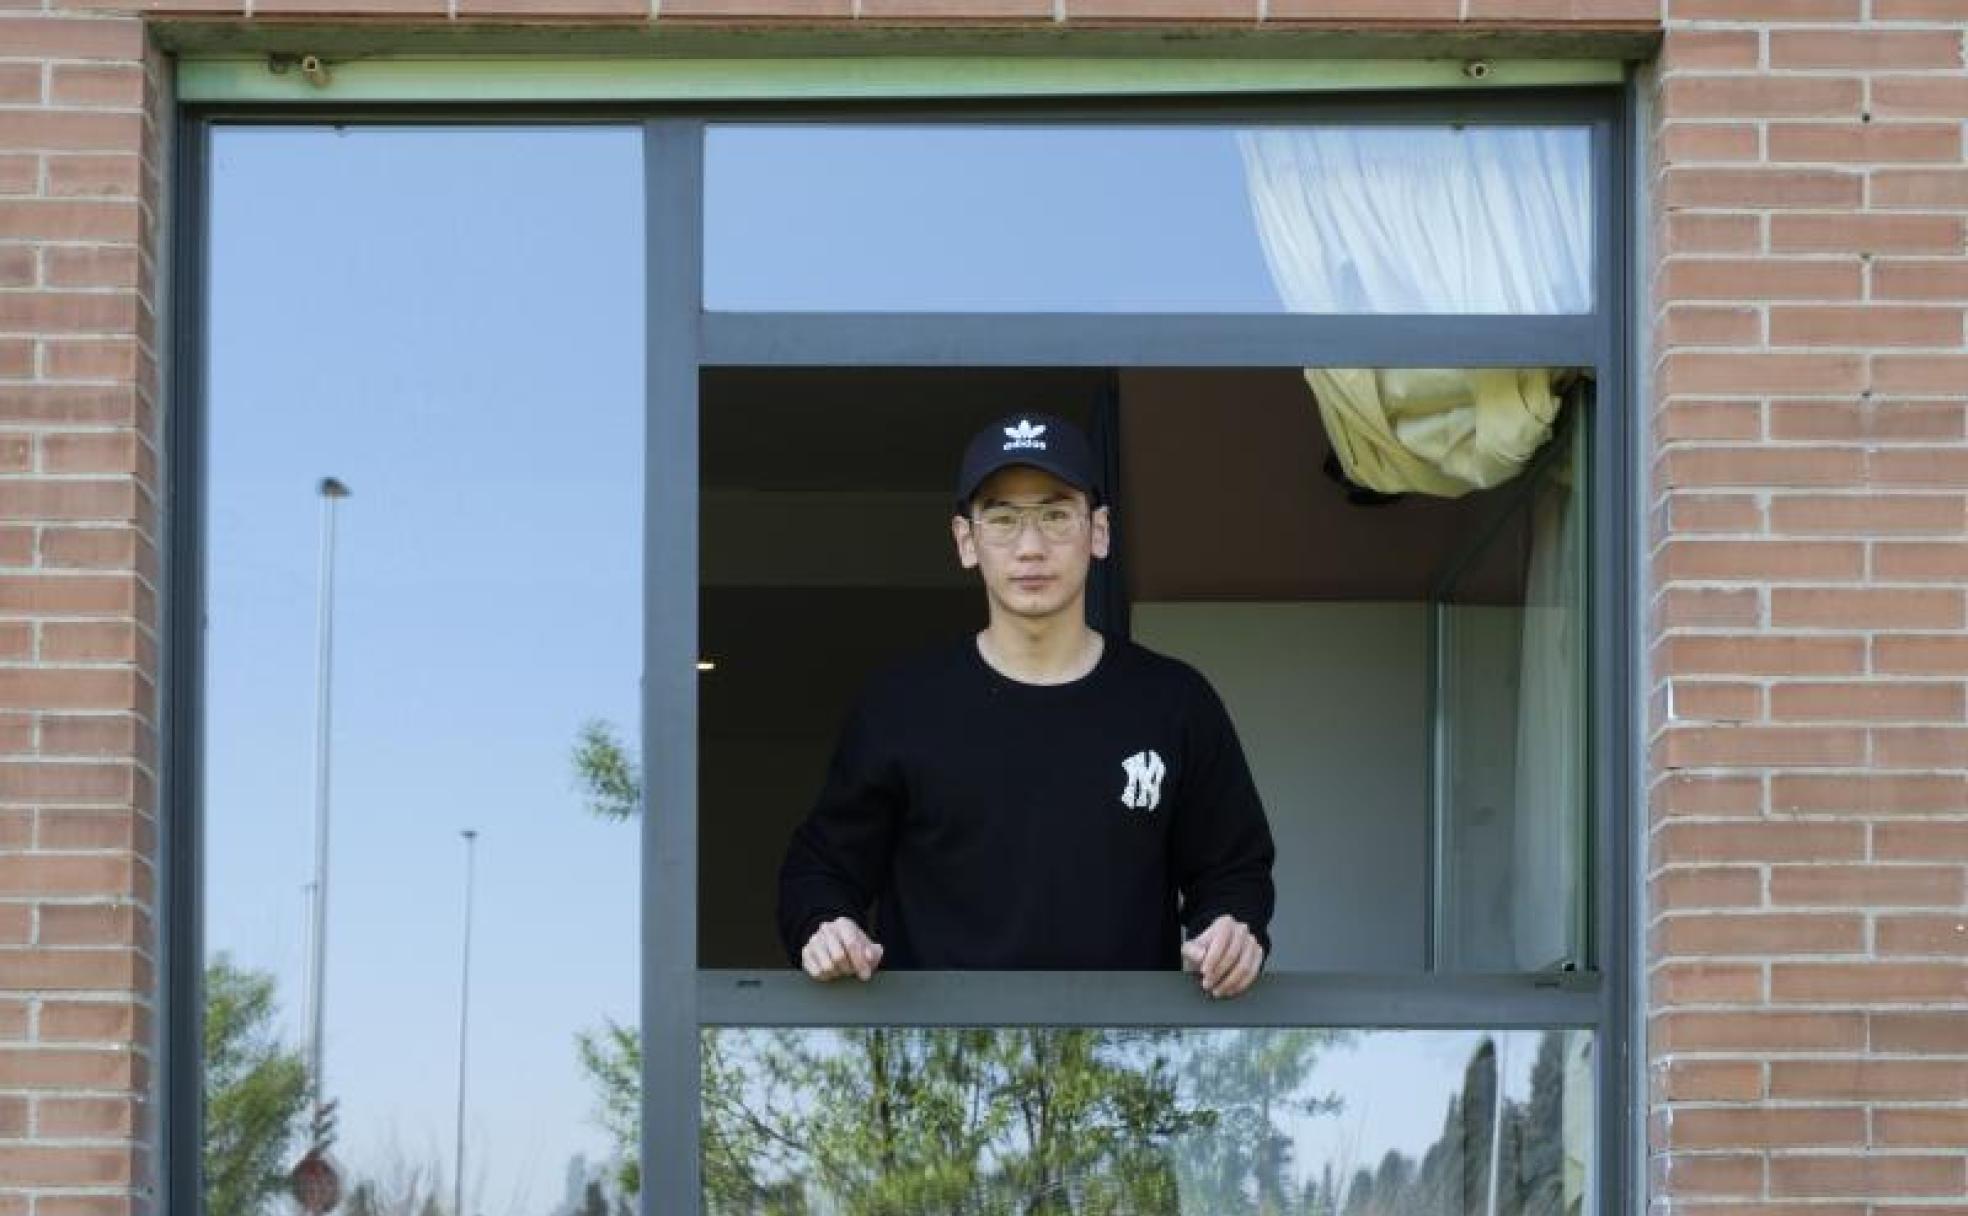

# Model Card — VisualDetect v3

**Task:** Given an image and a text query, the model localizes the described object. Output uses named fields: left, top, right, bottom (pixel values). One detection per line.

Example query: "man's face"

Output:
left=951, top=466, right=1111, bottom=624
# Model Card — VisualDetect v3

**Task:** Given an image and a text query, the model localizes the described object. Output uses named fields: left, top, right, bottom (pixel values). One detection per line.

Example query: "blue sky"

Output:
left=203, top=121, right=1584, bottom=1213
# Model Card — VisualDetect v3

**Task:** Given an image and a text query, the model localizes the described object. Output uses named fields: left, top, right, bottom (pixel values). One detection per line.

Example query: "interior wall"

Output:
left=1132, top=601, right=1429, bottom=972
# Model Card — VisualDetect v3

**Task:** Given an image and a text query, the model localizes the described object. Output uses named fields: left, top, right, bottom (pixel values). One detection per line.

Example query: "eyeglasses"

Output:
left=969, top=502, right=1088, bottom=546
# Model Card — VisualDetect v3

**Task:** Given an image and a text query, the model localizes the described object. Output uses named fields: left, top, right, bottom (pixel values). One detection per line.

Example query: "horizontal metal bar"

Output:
left=700, top=970, right=1602, bottom=1028
left=179, top=56, right=1627, bottom=106
left=700, top=312, right=1602, bottom=368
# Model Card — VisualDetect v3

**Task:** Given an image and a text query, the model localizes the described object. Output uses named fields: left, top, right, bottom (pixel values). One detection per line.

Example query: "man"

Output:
left=776, top=412, right=1276, bottom=998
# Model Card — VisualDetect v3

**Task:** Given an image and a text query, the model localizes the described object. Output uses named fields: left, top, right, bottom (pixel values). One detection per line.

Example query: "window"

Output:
left=175, top=97, right=1632, bottom=1216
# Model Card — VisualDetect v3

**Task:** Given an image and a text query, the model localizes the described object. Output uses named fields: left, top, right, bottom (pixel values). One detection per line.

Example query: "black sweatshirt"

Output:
left=776, top=633, right=1277, bottom=971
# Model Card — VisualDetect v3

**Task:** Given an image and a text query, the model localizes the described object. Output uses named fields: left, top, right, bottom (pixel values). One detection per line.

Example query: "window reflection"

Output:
left=704, top=125, right=1592, bottom=314
left=702, top=1027, right=1595, bottom=1216
left=203, top=126, right=643, bottom=1215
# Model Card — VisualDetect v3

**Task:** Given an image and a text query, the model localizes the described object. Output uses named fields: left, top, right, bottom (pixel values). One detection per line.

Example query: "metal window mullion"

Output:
left=700, top=311, right=1600, bottom=369
left=644, top=117, right=704, bottom=1216
left=698, top=971, right=1603, bottom=1029
left=165, top=112, right=211, bottom=1216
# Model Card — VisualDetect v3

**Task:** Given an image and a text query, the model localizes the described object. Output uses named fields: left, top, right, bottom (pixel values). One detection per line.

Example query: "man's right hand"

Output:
left=801, top=916, right=885, bottom=982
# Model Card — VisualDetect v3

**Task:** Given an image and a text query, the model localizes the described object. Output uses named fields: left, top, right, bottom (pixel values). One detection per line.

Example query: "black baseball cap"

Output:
left=954, top=412, right=1100, bottom=515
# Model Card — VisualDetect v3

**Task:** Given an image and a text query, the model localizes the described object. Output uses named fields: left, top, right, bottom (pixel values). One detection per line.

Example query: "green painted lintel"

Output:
left=176, top=54, right=1622, bottom=104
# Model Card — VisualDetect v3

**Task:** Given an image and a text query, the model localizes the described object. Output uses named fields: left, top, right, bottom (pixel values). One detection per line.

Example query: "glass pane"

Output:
left=702, top=1027, right=1595, bottom=1216
left=1434, top=415, right=1586, bottom=973
left=203, top=127, right=644, bottom=1214
left=705, top=125, right=1593, bottom=314
left=702, top=367, right=1589, bottom=976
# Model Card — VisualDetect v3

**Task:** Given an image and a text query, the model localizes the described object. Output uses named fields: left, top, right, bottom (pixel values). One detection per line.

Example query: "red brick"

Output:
left=1768, top=123, right=1962, bottom=165
left=1664, top=168, right=1862, bottom=210
left=0, top=573, right=139, bottom=616
left=1656, top=587, right=1763, bottom=629
left=1771, top=961, right=1967, bottom=1002
left=1654, top=1009, right=1865, bottom=1052
left=1770, top=681, right=1965, bottom=722
left=1872, top=77, right=1968, bottom=120
left=36, top=809, right=142, bottom=851
left=46, top=154, right=141, bottom=199
left=0, top=1146, right=131, bottom=1188
left=1665, top=213, right=1762, bottom=255
left=0, top=64, right=39, bottom=105
left=1657, top=634, right=1865, bottom=676
left=1773, top=773, right=1967, bottom=814
left=1872, top=1011, right=1968, bottom=1052
left=0, top=480, right=137, bottom=524
left=1654, top=1154, right=1762, bottom=1199
left=1770, top=400, right=1964, bottom=442
left=1659, top=725, right=1866, bottom=768
left=1659, top=912, right=1863, bottom=956
left=1653, top=958, right=1766, bottom=1005
left=39, top=716, right=141, bottom=758
left=0, top=946, right=140, bottom=992
left=37, top=903, right=139, bottom=947
left=1660, top=444, right=1857, bottom=487
left=0, top=386, right=139, bottom=427
left=1876, top=0, right=1968, bottom=13
left=1655, top=772, right=1766, bottom=817
left=35, top=1096, right=136, bottom=1138
left=1661, top=28, right=1760, bottom=70
left=1876, top=170, right=1968, bottom=211
left=1876, top=261, right=1968, bottom=302
left=1874, top=726, right=1968, bottom=768
left=1770, top=306, right=1961, bottom=348
left=0, top=856, right=133, bottom=898
left=1664, top=303, right=1762, bottom=344
left=1666, top=493, right=1763, bottom=533
left=1663, top=125, right=1761, bottom=164
left=36, top=1000, right=136, bottom=1043
left=1772, top=865, right=1965, bottom=907
left=0, top=760, right=133, bottom=804
left=43, top=247, right=139, bottom=291
left=1663, top=352, right=1866, bottom=395
left=1666, top=1106, right=1866, bottom=1149
left=1664, top=258, right=1862, bottom=301
left=1658, top=1059, right=1763, bottom=1101
left=1657, top=820, right=1865, bottom=864
left=1670, top=680, right=1762, bottom=721
left=47, top=64, right=143, bottom=109
left=0, top=200, right=138, bottom=244
left=1878, top=821, right=1968, bottom=861
left=1874, top=355, right=1968, bottom=395
left=1875, top=1108, right=1968, bottom=1148
left=0, top=17, right=144, bottom=59
left=1654, top=866, right=1765, bottom=909
left=1774, top=1058, right=1968, bottom=1099
left=1770, top=1156, right=1963, bottom=1198
left=1770, top=29, right=1964, bottom=69
left=1878, top=635, right=1968, bottom=675
left=1660, top=400, right=1763, bottom=441
left=1663, top=74, right=1863, bottom=119
left=1871, top=447, right=1968, bottom=486
left=1771, top=587, right=1963, bottom=630
left=1879, top=915, right=1968, bottom=956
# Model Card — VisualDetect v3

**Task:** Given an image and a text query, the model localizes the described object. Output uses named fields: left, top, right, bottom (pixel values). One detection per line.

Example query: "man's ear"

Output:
left=952, top=514, right=980, bottom=570
left=1090, top=504, right=1112, bottom=560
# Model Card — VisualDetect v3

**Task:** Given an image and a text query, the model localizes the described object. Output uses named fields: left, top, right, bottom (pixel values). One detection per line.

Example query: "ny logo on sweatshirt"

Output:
left=1120, top=750, right=1166, bottom=811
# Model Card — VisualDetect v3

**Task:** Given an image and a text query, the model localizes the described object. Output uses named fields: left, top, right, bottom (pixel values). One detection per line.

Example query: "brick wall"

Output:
left=1646, top=7, right=1968, bottom=1216
left=1, top=0, right=1964, bottom=1213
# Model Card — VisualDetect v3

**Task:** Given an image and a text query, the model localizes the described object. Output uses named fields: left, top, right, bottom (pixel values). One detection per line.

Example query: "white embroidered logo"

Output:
left=1120, top=750, right=1166, bottom=812
left=1002, top=419, right=1048, bottom=452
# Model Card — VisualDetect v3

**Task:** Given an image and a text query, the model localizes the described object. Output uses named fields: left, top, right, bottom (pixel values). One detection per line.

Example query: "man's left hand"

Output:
left=1181, top=915, right=1265, bottom=999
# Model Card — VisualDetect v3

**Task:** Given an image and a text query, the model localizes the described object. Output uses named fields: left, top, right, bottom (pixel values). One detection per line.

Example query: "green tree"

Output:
left=571, top=718, right=640, bottom=821
left=203, top=955, right=310, bottom=1216
left=575, top=1018, right=643, bottom=1197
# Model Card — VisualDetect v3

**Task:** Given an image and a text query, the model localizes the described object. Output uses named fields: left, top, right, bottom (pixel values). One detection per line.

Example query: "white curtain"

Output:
left=1511, top=455, right=1581, bottom=972
left=1235, top=127, right=1589, bottom=970
left=1237, top=126, right=1591, bottom=497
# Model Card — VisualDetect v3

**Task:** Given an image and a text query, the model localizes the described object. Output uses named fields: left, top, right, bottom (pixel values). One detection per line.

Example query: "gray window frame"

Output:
left=166, top=90, right=1636, bottom=1216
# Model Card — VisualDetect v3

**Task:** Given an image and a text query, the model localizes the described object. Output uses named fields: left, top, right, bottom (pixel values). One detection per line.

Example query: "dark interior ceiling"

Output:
left=702, top=366, right=1546, bottom=603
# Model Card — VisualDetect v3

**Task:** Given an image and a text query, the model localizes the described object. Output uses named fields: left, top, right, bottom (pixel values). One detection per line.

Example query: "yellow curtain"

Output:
left=1309, top=368, right=1565, bottom=498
